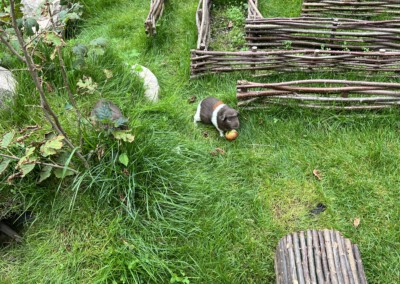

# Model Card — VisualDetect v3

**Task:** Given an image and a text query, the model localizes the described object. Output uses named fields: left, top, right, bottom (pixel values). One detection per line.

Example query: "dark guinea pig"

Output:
left=90, top=100, right=128, bottom=130
left=194, top=97, right=239, bottom=137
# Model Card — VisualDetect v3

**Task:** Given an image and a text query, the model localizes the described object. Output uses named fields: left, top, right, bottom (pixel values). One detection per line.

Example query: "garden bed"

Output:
left=245, top=17, right=400, bottom=51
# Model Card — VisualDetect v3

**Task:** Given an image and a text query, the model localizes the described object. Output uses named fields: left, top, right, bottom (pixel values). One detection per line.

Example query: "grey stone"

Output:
left=0, top=67, right=17, bottom=106
left=131, top=64, right=160, bottom=103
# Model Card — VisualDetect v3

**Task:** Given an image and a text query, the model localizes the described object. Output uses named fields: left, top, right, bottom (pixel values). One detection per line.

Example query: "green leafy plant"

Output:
left=0, top=127, right=78, bottom=183
left=0, top=0, right=88, bottom=168
left=283, top=40, right=292, bottom=50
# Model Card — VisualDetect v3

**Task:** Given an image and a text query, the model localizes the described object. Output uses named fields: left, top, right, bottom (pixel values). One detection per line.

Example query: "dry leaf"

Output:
left=188, top=96, right=197, bottom=104
left=353, top=218, right=361, bottom=228
left=215, top=148, right=225, bottom=155
left=209, top=151, right=217, bottom=156
left=16, top=134, right=31, bottom=143
left=313, top=169, right=322, bottom=180
left=19, top=125, right=41, bottom=134
left=7, top=172, right=22, bottom=184
left=227, top=21, right=233, bottom=28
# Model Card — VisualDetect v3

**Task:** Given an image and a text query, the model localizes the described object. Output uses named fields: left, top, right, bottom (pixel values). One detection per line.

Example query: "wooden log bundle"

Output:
left=302, top=0, right=400, bottom=19
left=245, top=17, right=400, bottom=52
left=237, top=79, right=400, bottom=110
left=248, top=0, right=263, bottom=20
left=275, top=229, right=368, bottom=284
left=190, top=49, right=400, bottom=78
left=144, top=0, right=165, bottom=36
left=196, top=0, right=212, bottom=50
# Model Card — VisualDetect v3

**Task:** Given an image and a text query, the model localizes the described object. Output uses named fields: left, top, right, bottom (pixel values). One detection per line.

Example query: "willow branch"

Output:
left=47, top=1, right=84, bottom=147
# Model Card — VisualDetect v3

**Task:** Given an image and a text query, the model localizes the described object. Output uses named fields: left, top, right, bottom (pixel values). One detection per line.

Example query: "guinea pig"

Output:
left=90, top=100, right=128, bottom=130
left=194, top=97, right=239, bottom=137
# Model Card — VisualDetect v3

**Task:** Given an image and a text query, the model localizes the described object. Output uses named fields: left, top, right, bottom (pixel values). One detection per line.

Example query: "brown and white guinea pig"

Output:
left=194, top=97, right=239, bottom=137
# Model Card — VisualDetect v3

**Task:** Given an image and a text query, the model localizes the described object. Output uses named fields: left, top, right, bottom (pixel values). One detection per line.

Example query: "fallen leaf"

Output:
left=103, top=69, right=113, bottom=79
left=7, top=172, right=23, bottom=184
left=188, top=96, right=197, bottom=104
left=209, top=151, right=217, bottom=156
left=353, top=218, right=361, bottom=228
left=227, top=21, right=233, bottom=28
left=19, top=125, right=41, bottom=134
left=16, top=133, right=31, bottom=143
left=215, top=148, right=225, bottom=155
left=118, top=152, right=129, bottom=166
left=313, top=169, right=322, bottom=180
left=310, top=203, right=327, bottom=215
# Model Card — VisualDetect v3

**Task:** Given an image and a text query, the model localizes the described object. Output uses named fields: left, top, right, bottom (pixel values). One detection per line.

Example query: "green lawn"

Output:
left=1, top=0, right=399, bottom=283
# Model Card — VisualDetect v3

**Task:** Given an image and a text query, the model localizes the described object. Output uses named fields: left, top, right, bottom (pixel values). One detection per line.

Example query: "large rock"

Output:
left=21, top=0, right=62, bottom=31
left=131, top=64, right=160, bottom=103
left=0, top=67, right=17, bottom=106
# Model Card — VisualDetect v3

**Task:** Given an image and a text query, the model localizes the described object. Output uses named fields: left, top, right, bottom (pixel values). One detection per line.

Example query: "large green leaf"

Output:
left=0, top=159, right=12, bottom=176
left=90, top=37, right=108, bottom=47
left=24, top=18, right=39, bottom=36
left=18, top=147, right=37, bottom=166
left=1, top=131, right=15, bottom=148
left=54, top=168, right=75, bottom=179
left=20, top=163, right=35, bottom=177
left=38, top=165, right=52, bottom=183
left=72, top=44, right=88, bottom=57
left=44, top=32, right=62, bottom=47
left=40, top=135, right=64, bottom=157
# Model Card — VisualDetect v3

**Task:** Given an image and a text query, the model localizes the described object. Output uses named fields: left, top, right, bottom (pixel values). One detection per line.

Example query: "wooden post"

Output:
left=251, top=46, right=257, bottom=74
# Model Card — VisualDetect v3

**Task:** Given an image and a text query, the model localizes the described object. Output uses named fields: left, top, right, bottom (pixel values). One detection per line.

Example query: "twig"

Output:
left=0, top=153, right=79, bottom=174
left=47, top=1, right=84, bottom=148
left=0, top=33, right=26, bottom=63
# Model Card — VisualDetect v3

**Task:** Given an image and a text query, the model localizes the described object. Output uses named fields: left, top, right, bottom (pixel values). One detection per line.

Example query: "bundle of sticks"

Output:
left=144, top=0, right=165, bottom=36
left=275, top=230, right=368, bottom=284
left=196, top=0, right=212, bottom=50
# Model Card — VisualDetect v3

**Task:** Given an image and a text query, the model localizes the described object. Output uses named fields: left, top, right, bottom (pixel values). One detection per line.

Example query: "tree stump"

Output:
left=275, top=229, right=368, bottom=284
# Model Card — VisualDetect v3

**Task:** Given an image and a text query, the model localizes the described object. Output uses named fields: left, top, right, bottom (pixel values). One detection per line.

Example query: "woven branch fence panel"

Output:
left=302, top=0, right=400, bottom=19
left=236, top=79, right=400, bottom=110
left=145, top=0, right=165, bottom=36
left=245, top=17, right=400, bottom=51
left=190, top=49, right=400, bottom=78
left=275, top=230, right=368, bottom=284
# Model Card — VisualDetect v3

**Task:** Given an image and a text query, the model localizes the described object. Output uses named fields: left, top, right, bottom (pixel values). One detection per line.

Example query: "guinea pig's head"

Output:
left=218, top=107, right=240, bottom=131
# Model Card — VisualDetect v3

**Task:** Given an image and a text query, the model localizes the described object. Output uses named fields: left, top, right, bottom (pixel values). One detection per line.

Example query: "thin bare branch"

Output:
left=0, top=33, right=26, bottom=63
left=0, top=153, right=79, bottom=174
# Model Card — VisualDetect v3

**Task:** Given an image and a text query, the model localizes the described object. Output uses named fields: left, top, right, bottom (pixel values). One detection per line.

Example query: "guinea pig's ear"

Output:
left=219, top=113, right=226, bottom=121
